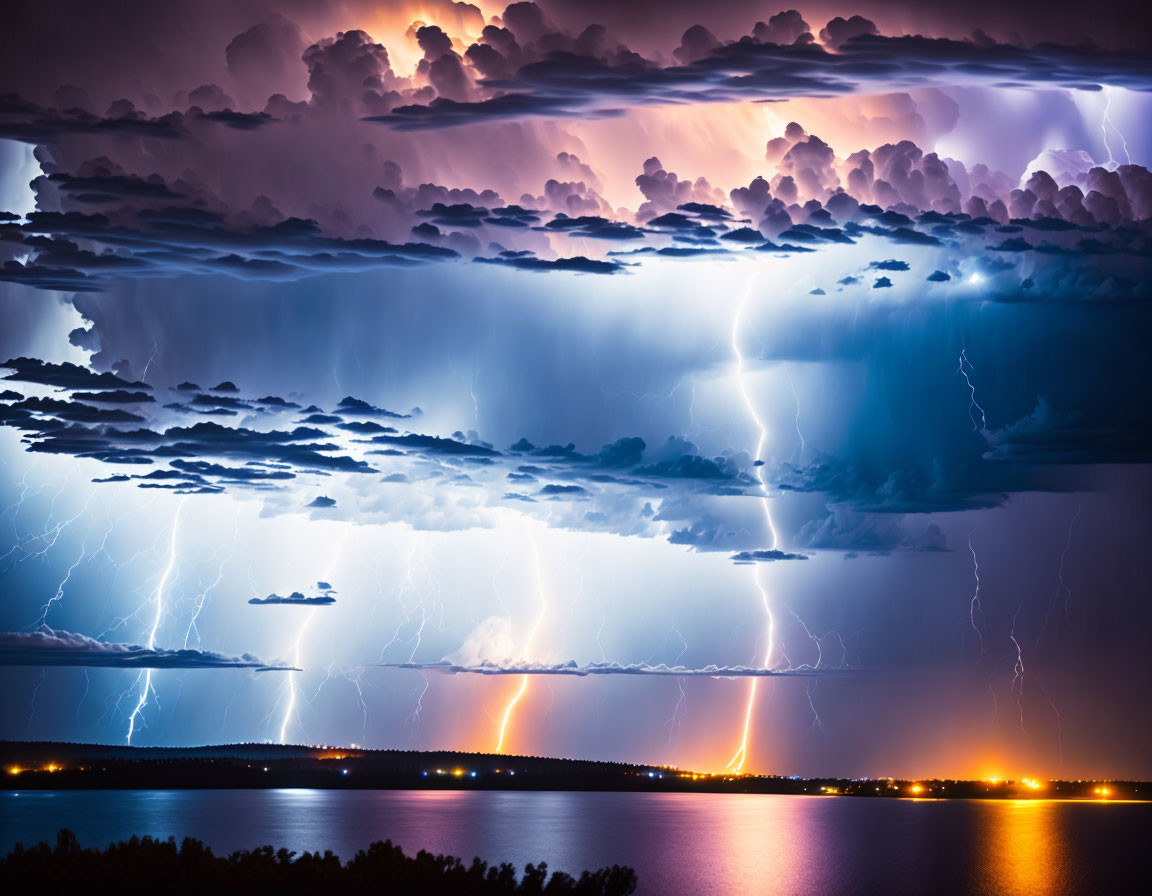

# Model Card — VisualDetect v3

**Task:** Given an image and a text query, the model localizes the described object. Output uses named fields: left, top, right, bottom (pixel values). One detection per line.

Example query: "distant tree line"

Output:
left=0, top=830, right=637, bottom=895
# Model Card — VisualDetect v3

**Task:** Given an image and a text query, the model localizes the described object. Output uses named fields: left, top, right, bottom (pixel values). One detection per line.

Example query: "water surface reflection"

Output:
left=1, top=790, right=1145, bottom=896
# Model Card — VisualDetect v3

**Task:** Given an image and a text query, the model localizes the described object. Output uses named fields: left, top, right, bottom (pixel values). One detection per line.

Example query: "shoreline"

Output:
left=2, top=741, right=1145, bottom=801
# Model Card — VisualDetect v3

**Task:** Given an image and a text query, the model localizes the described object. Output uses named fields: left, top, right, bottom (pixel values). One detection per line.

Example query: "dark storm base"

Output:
left=1, top=741, right=1145, bottom=800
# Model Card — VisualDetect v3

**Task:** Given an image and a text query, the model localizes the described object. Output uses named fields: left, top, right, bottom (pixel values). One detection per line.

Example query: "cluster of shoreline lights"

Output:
left=0, top=762, right=1121, bottom=799
left=7, top=764, right=62, bottom=775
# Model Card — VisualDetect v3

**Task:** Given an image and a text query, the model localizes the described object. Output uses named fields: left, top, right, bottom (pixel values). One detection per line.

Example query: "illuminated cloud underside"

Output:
left=379, top=660, right=858, bottom=678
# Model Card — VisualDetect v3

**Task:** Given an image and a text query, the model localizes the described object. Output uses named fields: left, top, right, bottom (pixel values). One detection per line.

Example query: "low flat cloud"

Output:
left=0, top=628, right=298, bottom=670
left=377, top=659, right=856, bottom=678
left=730, top=549, right=809, bottom=564
left=249, top=582, right=337, bottom=606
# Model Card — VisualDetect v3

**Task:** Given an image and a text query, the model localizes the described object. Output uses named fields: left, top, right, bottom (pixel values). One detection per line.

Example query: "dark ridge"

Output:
left=1, top=742, right=1145, bottom=800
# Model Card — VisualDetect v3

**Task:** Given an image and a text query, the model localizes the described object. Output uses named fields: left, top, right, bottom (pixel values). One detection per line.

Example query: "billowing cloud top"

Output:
left=0, top=4, right=1147, bottom=296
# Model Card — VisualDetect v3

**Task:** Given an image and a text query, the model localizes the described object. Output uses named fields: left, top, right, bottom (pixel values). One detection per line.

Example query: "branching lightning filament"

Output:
left=957, top=349, right=987, bottom=432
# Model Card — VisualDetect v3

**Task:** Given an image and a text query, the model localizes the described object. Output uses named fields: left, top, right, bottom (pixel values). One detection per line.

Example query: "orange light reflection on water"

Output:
left=977, top=800, right=1070, bottom=896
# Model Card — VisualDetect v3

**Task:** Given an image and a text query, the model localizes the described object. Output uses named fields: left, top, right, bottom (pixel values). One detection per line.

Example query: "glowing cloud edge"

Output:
left=377, top=660, right=858, bottom=678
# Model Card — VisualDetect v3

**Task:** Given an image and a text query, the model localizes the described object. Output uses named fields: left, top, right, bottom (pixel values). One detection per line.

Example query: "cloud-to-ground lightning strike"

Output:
left=125, top=497, right=186, bottom=744
left=726, top=285, right=782, bottom=774
left=278, top=525, right=352, bottom=745
left=495, top=530, right=549, bottom=753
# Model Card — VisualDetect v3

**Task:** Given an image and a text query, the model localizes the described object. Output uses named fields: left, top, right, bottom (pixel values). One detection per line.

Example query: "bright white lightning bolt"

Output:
left=495, top=530, right=548, bottom=754
left=1100, top=86, right=1132, bottom=168
left=277, top=525, right=352, bottom=745
left=726, top=286, right=782, bottom=774
left=125, top=497, right=186, bottom=744
left=957, top=349, right=987, bottom=432
left=278, top=612, right=317, bottom=745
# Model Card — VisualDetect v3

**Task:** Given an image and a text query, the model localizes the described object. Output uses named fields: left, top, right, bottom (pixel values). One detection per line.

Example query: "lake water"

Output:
left=1, top=789, right=1148, bottom=895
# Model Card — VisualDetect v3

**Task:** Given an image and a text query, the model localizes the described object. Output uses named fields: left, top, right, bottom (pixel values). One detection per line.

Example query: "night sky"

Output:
left=1, top=1, right=1150, bottom=781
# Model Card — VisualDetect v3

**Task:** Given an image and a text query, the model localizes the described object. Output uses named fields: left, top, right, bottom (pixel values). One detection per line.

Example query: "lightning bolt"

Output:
left=183, top=511, right=239, bottom=649
left=957, top=349, right=987, bottom=432
left=126, top=497, right=186, bottom=744
left=1, top=472, right=96, bottom=568
left=805, top=679, right=825, bottom=736
left=1009, top=600, right=1027, bottom=735
left=1100, top=86, right=1132, bottom=168
left=967, top=533, right=999, bottom=722
left=404, top=672, right=430, bottom=739
left=35, top=533, right=89, bottom=627
left=786, top=368, right=806, bottom=461
left=495, top=529, right=548, bottom=754
left=277, top=524, right=352, bottom=745
left=726, top=286, right=782, bottom=774
left=967, top=534, right=988, bottom=657
left=140, top=339, right=159, bottom=381
left=26, top=668, right=46, bottom=728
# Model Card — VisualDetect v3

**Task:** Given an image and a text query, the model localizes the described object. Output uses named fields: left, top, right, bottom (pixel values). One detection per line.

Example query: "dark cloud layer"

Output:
left=0, top=628, right=297, bottom=670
